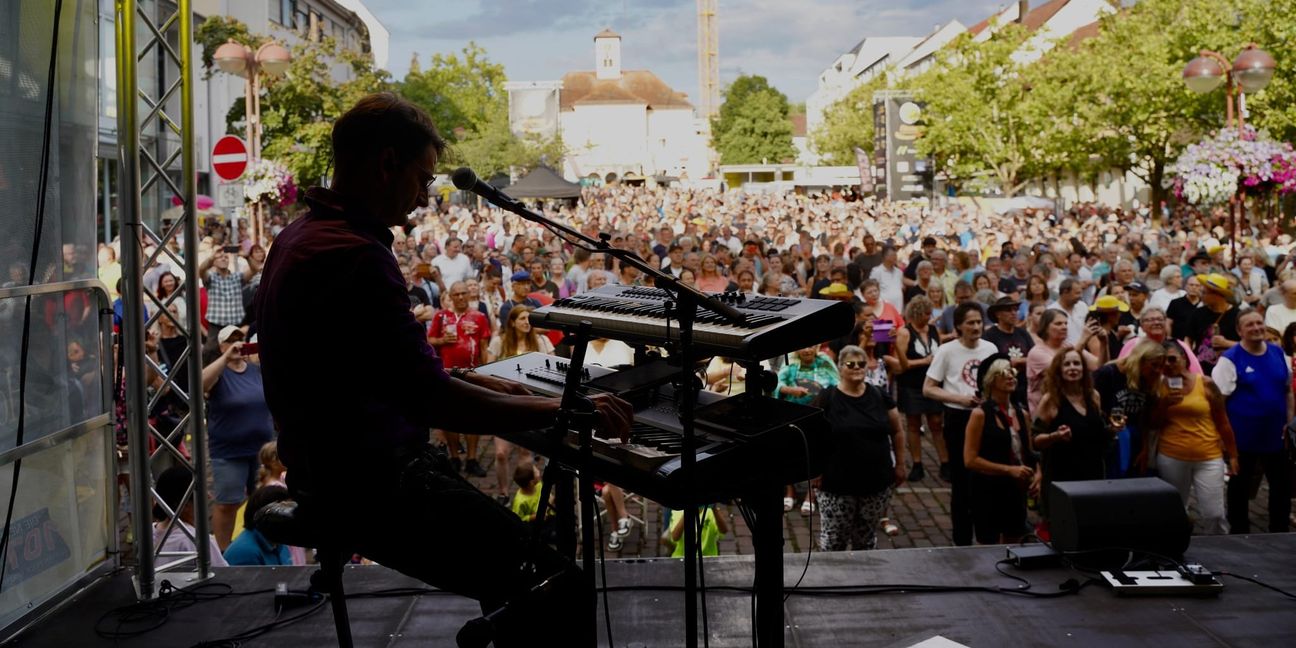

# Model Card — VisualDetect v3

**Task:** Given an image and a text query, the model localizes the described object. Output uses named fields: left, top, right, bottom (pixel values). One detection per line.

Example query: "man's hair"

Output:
left=332, top=92, right=446, bottom=173
left=953, top=301, right=982, bottom=328
left=1058, top=278, right=1078, bottom=296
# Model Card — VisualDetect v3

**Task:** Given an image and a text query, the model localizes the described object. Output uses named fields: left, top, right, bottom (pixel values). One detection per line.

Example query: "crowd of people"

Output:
left=89, top=177, right=1296, bottom=559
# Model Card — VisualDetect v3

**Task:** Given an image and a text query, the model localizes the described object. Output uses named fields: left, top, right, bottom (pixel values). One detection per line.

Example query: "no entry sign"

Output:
left=211, top=136, right=249, bottom=181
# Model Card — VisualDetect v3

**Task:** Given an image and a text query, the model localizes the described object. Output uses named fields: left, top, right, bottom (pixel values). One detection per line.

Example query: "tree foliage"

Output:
left=400, top=43, right=564, bottom=178
left=711, top=75, right=796, bottom=165
left=805, top=0, right=1296, bottom=204
left=906, top=22, right=1076, bottom=197
left=194, top=16, right=265, bottom=79
left=812, top=74, right=889, bottom=165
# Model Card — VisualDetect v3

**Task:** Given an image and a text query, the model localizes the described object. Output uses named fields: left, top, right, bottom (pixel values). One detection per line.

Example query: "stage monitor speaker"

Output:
left=1048, top=478, right=1191, bottom=559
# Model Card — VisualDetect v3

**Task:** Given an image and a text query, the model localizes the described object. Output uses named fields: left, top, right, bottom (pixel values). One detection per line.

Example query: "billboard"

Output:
left=871, top=92, right=928, bottom=201
left=504, top=81, right=562, bottom=139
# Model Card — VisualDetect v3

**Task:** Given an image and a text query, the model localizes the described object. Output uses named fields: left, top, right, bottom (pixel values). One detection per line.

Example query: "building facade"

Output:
left=95, top=0, right=385, bottom=244
left=509, top=29, right=713, bottom=182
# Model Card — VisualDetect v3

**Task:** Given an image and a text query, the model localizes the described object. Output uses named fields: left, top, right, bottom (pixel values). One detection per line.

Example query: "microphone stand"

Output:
left=459, top=171, right=745, bottom=648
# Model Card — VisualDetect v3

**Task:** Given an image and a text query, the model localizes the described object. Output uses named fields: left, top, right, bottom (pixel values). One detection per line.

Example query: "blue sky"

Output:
left=365, top=0, right=1005, bottom=104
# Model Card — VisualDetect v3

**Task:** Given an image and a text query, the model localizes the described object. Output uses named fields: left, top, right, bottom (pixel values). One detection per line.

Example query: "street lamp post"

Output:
left=1182, top=44, right=1277, bottom=261
left=214, top=39, right=292, bottom=246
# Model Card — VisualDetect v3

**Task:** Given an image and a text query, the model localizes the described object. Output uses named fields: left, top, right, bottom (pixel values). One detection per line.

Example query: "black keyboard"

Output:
left=478, top=353, right=827, bottom=508
left=529, top=285, right=854, bottom=361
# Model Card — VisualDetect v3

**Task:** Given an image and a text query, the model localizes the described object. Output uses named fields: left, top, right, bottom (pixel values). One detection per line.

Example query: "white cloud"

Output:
left=367, top=0, right=1006, bottom=102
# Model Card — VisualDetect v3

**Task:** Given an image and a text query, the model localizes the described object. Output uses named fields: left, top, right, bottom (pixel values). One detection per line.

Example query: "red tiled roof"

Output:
left=1067, top=19, right=1101, bottom=49
left=790, top=113, right=807, bottom=137
left=560, top=70, right=693, bottom=110
left=1022, top=0, right=1070, bottom=31
left=968, top=0, right=1071, bottom=35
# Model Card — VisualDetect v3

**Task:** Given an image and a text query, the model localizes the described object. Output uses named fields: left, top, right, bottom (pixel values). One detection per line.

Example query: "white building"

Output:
left=509, top=29, right=712, bottom=181
left=805, top=36, right=920, bottom=137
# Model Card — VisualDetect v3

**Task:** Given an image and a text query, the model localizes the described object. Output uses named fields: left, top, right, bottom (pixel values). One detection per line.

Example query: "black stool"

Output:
left=255, top=500, right=354, bottom=648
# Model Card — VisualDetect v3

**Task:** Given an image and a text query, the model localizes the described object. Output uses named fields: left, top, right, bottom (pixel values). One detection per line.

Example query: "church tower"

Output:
left=594, top=28, right=622, bottom=80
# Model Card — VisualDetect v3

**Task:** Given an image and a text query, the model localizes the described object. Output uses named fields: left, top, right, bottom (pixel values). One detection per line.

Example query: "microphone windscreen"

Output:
left=451, top=167, right=478, bottom=191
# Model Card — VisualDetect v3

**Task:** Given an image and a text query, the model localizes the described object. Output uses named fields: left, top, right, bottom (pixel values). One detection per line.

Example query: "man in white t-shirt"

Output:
left=869, top=246, right=905, bottom=310
left=923, top=302, right=998, bottom=547
left=432, top=237, right=474, bottom=285
left=1264, top=279, right=1296, bottom=335
left=1046, top=278, right=1089, bottom=345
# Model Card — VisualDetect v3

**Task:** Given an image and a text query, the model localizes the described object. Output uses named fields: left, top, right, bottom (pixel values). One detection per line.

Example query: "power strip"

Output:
left=1101, top=570, right=1223, bottom=596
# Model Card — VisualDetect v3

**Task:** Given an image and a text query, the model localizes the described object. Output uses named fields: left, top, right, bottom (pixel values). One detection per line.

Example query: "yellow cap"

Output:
left=1199, top=273, right=1232, bottom=295
left=819, top=282, right=851, bottom=298
left=1090, top=295, right=1130, bottom=313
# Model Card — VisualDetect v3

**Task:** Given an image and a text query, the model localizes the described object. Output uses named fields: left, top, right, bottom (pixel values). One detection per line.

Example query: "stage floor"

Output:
left=11, top=534, right=1296, bottom=647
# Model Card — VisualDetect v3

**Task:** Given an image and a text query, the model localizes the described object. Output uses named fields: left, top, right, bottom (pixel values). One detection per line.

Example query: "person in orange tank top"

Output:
left=1151, top=342, right=1239, bottom=534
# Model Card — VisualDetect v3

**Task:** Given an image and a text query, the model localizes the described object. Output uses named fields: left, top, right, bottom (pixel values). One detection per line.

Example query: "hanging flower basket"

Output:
left=1165, top=126, right=1296, bottom=206
left=243, top=158, right=298, bottom=209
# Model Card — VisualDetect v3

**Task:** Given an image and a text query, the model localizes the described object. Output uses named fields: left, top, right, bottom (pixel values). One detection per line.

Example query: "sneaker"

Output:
left=800, top=499, right=815, bottom=516
left=783, top=496, right=795, bottom=512
left=607, top=534, right=623, bottom=551
left=908, top=462, right=925, bottom=482
left=495, top=494, right=511, bottom=507
left=616, top=517, right=632, bottom=537
left=938, top=462, right=951, bottom=482
left=881, top=518, right=900, bottom=536
left=464, top=459, right=487, bottom=478
left=450, top=456, right=463, bottom=473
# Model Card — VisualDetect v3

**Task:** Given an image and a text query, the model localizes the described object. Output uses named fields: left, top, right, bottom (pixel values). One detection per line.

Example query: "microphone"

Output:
left=451, top=167, right=515, bottom=208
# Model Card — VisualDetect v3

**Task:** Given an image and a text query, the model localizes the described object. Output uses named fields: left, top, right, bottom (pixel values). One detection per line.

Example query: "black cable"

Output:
left=696, top=504, right=709, bottom=648
left=594, top=498, right=614, bottom=648
left=0, top=0, right=65, bottom=595
left=1212, top=571, right=1296, bottom=601
left=784, top=423, right=814, bottom=602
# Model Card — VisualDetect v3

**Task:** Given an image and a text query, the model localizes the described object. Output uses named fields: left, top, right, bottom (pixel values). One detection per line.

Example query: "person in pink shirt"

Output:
left=1118, top=307, right=1202, bottom=374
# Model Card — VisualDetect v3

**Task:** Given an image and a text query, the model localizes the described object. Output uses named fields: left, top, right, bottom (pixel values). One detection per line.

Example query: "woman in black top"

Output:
left=894, top=296, right=946, bottom=482
left=965, top=354, right=1038, bottom=544
left=1093, top=339, right=1167, bottom=477
left=1033, top=346, right=1109, bottom=515
left=811, top=344, right=907, bottom=551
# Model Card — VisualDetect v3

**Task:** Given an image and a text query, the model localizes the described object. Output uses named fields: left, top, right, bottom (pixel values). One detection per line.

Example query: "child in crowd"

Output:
left=511, top=459, right=543, bottom=522
left=665, top=505, right=730, bottom=558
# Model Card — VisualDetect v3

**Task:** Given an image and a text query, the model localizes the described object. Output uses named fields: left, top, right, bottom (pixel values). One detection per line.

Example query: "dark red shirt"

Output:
left=254, top=188, right=449, bottom=474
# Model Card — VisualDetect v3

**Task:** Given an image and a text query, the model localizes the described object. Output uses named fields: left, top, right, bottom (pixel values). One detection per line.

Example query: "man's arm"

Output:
left=198, top=253, right=215, bottom=277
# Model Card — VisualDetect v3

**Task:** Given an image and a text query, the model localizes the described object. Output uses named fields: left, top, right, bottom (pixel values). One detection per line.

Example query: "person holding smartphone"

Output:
left=923, top=302, right=998, bottom=546
left=1152, top=342, right=1238, bottom=534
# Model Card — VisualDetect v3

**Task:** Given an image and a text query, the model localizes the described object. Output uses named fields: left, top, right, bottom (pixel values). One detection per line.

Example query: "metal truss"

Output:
left=115, top=0, right=209, bottom=598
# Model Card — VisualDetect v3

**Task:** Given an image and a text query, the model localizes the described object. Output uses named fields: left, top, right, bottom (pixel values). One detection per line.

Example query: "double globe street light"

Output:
left=1182, top=44, right=1276, bottom=132
left=1181, top=44, right=1277, bottom=261
left=213, top=39, right=292, bottom=246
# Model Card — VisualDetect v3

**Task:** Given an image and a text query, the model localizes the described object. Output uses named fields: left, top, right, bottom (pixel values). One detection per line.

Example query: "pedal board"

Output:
left=1101, top=570, right=1223, bottom=596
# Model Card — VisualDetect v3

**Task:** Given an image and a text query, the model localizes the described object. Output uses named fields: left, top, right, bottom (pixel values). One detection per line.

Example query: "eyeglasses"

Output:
left=418, top=166, right=438, bottom=192
left=841, top=361, right=865, bottom=369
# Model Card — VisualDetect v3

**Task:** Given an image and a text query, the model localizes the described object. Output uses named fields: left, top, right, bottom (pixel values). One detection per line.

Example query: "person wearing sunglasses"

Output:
left=810, top=345, right=907, bottom=551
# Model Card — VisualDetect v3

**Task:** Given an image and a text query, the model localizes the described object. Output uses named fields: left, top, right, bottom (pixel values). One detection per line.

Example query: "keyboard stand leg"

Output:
left=751, top=483, right=785, bottom=648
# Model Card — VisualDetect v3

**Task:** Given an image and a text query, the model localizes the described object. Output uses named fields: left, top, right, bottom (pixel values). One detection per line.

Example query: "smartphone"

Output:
left=872, top=320, right=894, bottom=343
left=222, top=245, right=240, bottom=253
left=1166, top=376, right=1183, bottom=390
left=238, top=341, right=259, bottom=355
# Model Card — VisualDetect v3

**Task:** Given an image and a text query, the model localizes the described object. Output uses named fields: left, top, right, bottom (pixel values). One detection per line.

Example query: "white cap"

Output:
left=217, top=325, right=244, bottom=344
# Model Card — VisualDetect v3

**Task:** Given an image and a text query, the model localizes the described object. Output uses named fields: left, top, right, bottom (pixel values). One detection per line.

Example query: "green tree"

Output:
left=907, top=22, right=1078, bottom=197
left=1055, top=0, right=1232, bottom=209
left=711, top=75, right=796, bottom=165
left=401, top=43, right=563, bottom=178
left=401, top=43, right=508, bottom=141
left=193, top=16, right=265, bottom=79
left=811, top=74, right=890, bottom=165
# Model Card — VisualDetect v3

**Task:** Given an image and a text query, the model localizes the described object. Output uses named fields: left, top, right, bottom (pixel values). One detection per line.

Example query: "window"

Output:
left=294, top=3, right=309, bottom=34
left=273, top=0, right=294, bottom=26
